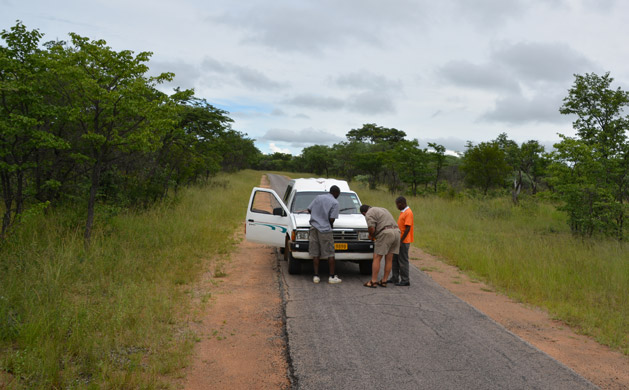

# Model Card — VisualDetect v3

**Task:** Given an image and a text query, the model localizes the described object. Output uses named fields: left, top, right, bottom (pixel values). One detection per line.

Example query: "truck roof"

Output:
left=289, top=178, right=352, bottom=192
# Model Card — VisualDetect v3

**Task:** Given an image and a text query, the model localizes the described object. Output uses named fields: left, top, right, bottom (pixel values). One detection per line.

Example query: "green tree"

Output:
left=301, top=144, right=330, bottom=176
left=218, top=129, right=260, bottom=172
left=346, top=123, right=406, bottom=149
left=139, top=92, right=228, bottom=200
left=552, top=72, right=629, bottom=239
left=352, top=143, right=384, bottom=189
left=519, top=140, right=548, bottom=194
left=428, top=142, right=446, bottom=193
left=390, top=139, right=431, bottom=196
left=328, top=141, right=364, bottom=181
left=461, top=141, right=510, bottom=195
left=0, top=22, right=69, bottom=236
left=345, top=124, right=407, bottom=188
left=549, top=137, right=618, bottom=236
left=495, top=133, right=547, bottom=204
left=47, top=33, right=173, bottom=243
left=1, top=22, right=253, bottom=241
left=256, top=152, right=293, bottom=172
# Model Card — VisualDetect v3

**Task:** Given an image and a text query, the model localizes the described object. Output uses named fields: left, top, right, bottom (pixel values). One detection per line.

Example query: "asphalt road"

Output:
left=267, top=174, right=596, bottom=390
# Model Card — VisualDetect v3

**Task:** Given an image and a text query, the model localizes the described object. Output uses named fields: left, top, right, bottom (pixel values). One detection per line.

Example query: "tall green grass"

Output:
left=356, top=184, right=629, bottom=355
left=0, top=170, right=263, bottom=389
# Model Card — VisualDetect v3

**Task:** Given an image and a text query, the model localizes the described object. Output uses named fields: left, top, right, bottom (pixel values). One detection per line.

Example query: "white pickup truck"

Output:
left=245, top=178, right=374, bottom=274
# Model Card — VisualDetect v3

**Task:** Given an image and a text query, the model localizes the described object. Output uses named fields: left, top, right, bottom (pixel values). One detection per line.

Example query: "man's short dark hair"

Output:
left=329, top=185, right=340, bottom=195
left=395, top=196, right=407, bottom=204
left=360, top=204, right=370, bottom=213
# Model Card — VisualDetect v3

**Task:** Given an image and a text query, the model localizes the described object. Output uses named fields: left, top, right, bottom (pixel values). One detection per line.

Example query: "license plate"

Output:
left=335, top=243, right=348, bottom=250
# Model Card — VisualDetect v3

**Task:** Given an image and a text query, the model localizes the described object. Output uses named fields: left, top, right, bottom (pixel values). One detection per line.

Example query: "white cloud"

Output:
left=260, top=128, right=344, bottom=146
left=283, top=91, right=395, bottom=114
left=201, top=58, right=286, bottom=91
left=334, top=71, right=402, bottom=92
left=346, top=92, right=395, bottom=114
left=283, top=94, right=345, bottom=111
left=269, top=142, right=292, bottom=154
left=212, top=0, right=426, bottom=53
left=438, top=61, right=519, bottom=92
left=2, top=0, right=628, bottom=155
left=148, top=59, right=201, bottom=90
left=481, top=92, right=568, bottom=125
left=490, top=41, right=596, bottom=83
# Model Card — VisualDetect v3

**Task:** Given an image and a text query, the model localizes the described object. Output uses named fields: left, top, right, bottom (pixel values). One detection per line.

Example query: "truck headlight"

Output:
left=358, top=231, right=370, bottom=240
left=295, top=231, right=309, bottom=241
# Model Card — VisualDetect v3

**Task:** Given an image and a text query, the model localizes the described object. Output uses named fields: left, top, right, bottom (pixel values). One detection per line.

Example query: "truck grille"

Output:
left=333, top=230, right=358, bottom=241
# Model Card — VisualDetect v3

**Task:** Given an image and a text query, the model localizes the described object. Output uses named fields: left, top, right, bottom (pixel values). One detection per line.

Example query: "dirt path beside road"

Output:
left=182, top=236, right=290, bottom=390
left=182, top=175, right=289, bottom=390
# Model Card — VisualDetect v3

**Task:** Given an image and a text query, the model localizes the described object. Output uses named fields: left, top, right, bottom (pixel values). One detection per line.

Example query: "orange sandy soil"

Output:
left=180, top=175, right=290, bottom=390
left=181, top=236, right=290, bottom=390
left=180, top=175, right=628, bottom=390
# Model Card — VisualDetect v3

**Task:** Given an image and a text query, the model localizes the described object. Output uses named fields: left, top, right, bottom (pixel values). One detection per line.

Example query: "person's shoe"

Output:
left=313, top=275, right=320, bottom=284
left=328, top=275, right=342, bottom=284
left=395, top=281, right=410, bottom=286
left=386, top=278, right=398, bottom=284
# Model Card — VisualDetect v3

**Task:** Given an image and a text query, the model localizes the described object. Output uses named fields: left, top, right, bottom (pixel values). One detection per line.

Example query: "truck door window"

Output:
left=250, top=191, right=282, bottom=215
left=282, top=185, right=292, bottom=203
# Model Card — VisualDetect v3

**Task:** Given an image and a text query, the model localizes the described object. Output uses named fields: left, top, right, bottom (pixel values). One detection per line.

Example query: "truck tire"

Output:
left=283, top=236, right=290, bottom=261
left=285, top=237, right=302, bottom=274
left=287, top=252, right=301, bottom=274
left=359, top=261, right=372, bottom=275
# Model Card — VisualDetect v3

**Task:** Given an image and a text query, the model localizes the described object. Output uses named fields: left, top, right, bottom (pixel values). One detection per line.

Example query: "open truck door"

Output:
left=245, top=187, right=290, bottom=247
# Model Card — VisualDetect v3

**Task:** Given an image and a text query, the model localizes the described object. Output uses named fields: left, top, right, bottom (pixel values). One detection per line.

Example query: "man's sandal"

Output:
left=378, top=280, right=387, bottom=287
left=363, top=280, right=377, bottom=288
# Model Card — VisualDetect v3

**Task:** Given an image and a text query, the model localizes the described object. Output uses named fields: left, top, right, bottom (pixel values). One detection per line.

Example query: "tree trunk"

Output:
left=1, top=171, right=13, bottom=237
left=16, top=169, right=24, bottom=216
left=84, top=161, right=102, bottom=245
left=512, top=171, right=522, bottom=205
left=434, top=164, right=442, bottom=193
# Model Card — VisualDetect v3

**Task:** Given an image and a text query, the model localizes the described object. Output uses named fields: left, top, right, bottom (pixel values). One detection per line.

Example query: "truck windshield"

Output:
left=291, top=192, right=361, bottom=214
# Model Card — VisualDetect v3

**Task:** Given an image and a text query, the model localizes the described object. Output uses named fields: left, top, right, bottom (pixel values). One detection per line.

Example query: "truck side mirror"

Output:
left=273, top=207, right=284, bottom=216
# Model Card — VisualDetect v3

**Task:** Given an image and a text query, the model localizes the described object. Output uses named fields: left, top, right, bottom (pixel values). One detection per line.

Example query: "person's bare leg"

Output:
left=382, top=253, right=394, bottom=282
left=371, top=253, right=383, bottom=283
left=313, top=256, right=320, bottom=275
left=328, top=256, right=335, bottom=276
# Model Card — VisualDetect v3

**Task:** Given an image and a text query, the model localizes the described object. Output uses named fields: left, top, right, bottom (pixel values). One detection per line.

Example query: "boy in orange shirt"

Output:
left=390, top=196, right=413, bottom=286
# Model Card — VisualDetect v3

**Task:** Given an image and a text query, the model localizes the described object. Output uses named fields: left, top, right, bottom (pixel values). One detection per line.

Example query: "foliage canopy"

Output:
left=0, top=22, right=260, bottom=240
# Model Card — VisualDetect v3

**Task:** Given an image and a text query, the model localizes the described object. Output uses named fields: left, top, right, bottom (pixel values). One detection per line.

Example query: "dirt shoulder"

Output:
left=181, top=174, right=289, bottom=390
left=181, top=235, right=290, bottom=390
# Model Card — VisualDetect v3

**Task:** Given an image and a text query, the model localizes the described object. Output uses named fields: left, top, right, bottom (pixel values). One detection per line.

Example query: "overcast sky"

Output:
left=3, top=0, right=628, bottom=155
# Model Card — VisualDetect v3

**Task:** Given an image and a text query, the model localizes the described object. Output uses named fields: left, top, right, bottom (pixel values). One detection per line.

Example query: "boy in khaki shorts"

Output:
left=359, top=205, right=400, bottom=288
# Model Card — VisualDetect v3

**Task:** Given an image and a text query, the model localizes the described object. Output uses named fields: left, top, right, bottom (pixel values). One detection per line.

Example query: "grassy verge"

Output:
left=0, top=169, right=263, bottom=389
left=356, top=184, right=629, bottom=355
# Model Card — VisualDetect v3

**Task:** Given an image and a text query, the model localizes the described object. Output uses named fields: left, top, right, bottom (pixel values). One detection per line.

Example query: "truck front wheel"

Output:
left=285, top=237, right=302, bottom=274
left=359, top=261, right=372, bottom=275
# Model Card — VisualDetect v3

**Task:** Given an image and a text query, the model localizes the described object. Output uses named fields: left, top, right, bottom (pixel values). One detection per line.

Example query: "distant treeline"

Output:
left=2, top=22, right=628, bottom=241
left=254, top=125, right=545, bottom=201
left=255, top=74, right=629, bottom=241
